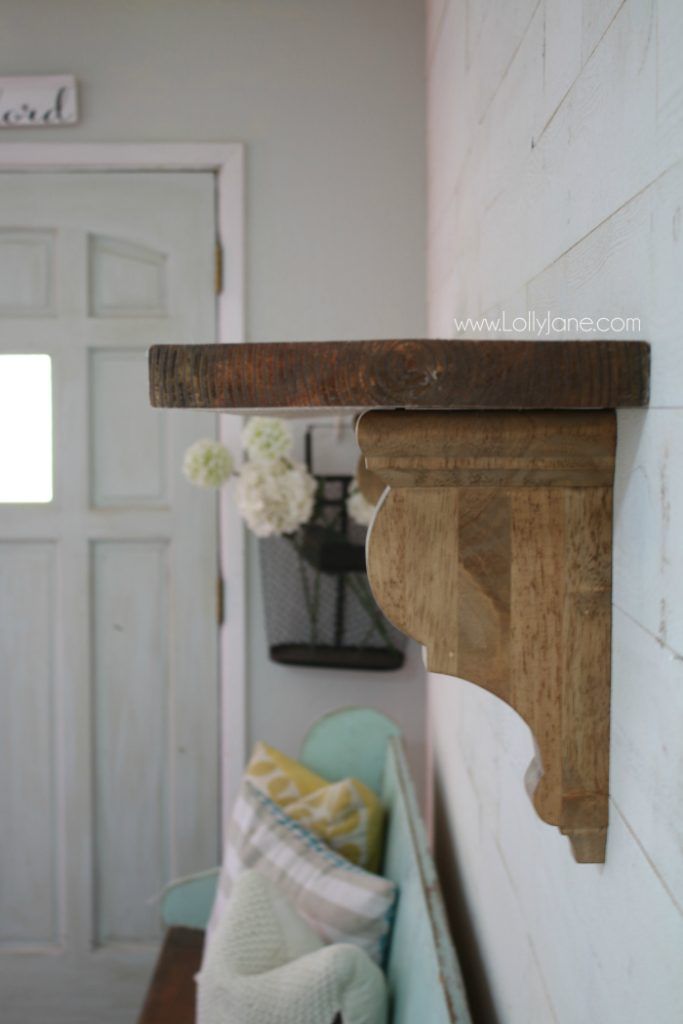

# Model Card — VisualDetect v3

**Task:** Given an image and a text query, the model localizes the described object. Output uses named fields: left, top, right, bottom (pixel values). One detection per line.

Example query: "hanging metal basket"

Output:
left=259, top=475, right=406, bottom=670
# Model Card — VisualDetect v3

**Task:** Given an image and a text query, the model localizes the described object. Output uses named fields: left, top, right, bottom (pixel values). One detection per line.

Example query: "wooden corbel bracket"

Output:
left=358, top=410, right=615, bottom=863
left=148, top=339, right=651, bottom=863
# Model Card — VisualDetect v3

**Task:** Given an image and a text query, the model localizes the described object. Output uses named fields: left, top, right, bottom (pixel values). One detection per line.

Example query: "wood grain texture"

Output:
left=361, top=410, right=617, bottom=487
left=359, top=409, right=616, bottom=862
left=137, top=927, right=203, bottom=1024
left=355, top=456, right=386, bottom=505
left=148, top=340, right=649, bottom=411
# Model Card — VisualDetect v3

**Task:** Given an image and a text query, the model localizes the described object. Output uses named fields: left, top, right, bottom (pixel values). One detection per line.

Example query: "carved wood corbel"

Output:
left=358, top=410, right=615, bottom=863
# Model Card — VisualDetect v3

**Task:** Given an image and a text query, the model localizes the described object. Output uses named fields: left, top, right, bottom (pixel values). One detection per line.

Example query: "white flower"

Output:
left=236, top=458, right=317, bottom=537
left=242, top=416, right=293, bottom=462
left=182, top=439, right=234, bottom=488
left=346, top=482, right=376, bottom=527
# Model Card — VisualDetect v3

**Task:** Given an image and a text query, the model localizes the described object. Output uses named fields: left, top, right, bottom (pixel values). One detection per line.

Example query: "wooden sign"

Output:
left=0, top=75, right=78, bottom=128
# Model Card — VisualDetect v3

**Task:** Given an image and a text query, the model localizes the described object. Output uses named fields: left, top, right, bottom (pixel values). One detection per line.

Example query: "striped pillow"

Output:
left=207, top=781, right=397, bottom=966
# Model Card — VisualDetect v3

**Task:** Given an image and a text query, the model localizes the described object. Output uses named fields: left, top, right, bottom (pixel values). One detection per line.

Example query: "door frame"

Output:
left=0, top=143, right=247, bottom=827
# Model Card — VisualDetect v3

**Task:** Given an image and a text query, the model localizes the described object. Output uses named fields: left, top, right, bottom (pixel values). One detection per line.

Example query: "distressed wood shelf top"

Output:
left=149, top=340, right=650, bottom=412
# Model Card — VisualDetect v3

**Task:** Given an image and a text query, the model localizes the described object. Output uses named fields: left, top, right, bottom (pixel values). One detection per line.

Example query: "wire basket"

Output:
left=259, top=476, right=406, bottom=670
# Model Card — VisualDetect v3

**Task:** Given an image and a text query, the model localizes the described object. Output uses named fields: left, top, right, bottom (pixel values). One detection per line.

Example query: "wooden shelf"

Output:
left=148, top=339, right=650, bottom=863
left=148, top=339, right=649, bottom=412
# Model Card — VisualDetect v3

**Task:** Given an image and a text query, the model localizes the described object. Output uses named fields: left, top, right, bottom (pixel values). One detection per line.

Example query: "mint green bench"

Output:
left=141, top=709, right=471, bottom=1024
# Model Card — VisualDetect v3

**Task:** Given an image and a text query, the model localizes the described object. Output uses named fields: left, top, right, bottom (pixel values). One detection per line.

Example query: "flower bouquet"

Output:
left=184, top=418, right=406, bottom=670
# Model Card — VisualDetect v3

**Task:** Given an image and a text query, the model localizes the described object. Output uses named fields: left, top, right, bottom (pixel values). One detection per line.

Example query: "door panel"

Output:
left=0, top=172, right=219, bottom=1021
left=93, top=540, right=170, bottom=945
left=0, top=229, right=56, bottom=315
left=0, top=542, right=59, bottom=948
left=88, top=234, right=168, bottom=318
left=90, top=348, right=168, bottom=507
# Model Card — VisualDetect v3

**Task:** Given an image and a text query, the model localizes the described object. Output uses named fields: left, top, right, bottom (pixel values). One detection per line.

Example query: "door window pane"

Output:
left=0, top=354, right=53, bottom=503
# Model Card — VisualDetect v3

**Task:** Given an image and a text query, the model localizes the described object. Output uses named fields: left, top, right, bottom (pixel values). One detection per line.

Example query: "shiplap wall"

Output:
left=427, top=1, right=683, bottom=1022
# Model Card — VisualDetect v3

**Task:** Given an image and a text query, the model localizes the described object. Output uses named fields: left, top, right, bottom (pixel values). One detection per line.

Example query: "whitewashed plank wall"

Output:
left=427, top=1, right=683, bottom=1022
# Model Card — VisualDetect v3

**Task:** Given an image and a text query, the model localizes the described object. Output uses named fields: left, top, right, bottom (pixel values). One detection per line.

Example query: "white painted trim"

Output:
left=0, top=142, right=247, bottom=832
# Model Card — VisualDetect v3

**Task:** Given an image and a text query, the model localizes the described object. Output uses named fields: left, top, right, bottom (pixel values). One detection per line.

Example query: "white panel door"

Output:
left=0, top=172, right=219, bottom=1022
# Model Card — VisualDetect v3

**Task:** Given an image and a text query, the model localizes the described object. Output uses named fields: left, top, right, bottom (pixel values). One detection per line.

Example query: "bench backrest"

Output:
left=162, top=708, right=472, bottom=1022
left=301, top=709, right=471, bottom=1024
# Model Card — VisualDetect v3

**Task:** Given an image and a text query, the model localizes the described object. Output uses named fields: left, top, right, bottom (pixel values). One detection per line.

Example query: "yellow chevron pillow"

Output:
left=245, top=741, right=384, bottom=872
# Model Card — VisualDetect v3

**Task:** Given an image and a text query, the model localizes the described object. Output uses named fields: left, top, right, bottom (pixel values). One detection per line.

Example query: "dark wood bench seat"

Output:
left=137, top=927, right=203, bottom=1024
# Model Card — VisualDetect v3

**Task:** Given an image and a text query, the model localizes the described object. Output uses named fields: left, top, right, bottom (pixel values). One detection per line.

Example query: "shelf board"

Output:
left=148, top=339, right=650, bottom=412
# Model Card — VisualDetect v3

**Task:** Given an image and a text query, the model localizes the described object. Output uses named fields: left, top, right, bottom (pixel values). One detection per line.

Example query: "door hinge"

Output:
left=215, top=241, right=224, bottom=295
left=216, top=575, right=226, bottom=625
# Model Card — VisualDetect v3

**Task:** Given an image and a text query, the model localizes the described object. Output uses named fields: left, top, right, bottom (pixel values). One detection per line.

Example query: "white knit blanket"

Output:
left=197, top=870, right=387, bottom=1024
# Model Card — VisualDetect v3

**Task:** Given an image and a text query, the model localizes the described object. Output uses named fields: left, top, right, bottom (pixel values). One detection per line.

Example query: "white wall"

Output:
left=427, top=1, right=683, bottom=1022
left=0, top=1, right=427, bottom=785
